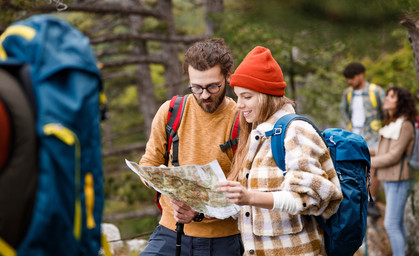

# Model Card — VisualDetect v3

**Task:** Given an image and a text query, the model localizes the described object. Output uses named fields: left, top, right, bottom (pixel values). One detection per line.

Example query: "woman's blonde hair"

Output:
left=228, top=93, right=294, bottom=181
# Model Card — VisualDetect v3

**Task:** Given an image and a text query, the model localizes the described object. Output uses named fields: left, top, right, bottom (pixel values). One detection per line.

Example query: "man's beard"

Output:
left=352, top=79, right=363, bottom=90
left=195, top=87, right=226, bottom=113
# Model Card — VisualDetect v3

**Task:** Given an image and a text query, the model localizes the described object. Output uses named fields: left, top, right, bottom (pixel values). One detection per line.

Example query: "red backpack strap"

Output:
left=230, top=112, right=240, bottom=154
left=165, top=95, right=188, bottom=166
left=219, top=112, right=240, bottom=154
left=155, top=95, right=188, bottom=211
left=164, top=95, right=179, bottom=165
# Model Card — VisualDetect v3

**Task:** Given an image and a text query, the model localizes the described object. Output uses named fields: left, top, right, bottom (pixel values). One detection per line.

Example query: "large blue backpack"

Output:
left=265, top=114, right=371, bottom=256
left=0, top=15, right=104, bottom=255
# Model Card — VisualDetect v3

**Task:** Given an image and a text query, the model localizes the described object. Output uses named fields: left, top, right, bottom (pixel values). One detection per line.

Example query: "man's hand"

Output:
left=170, top=198, right=197, bottom=224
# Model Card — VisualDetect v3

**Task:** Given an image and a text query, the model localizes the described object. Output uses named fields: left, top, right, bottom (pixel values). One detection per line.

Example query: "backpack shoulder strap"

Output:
left=230, top=113, right=240, bottom=154
left=165, top=94, right=188, bottom=167
left=346, top=88, right=353, bottom=104
left=368, top=83, right=378, bottom=109
left=219, top=112, right=240, bottom=154
left=265, top=114, right=322, bottom=175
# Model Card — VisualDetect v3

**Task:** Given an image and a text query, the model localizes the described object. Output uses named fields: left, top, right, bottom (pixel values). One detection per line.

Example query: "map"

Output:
left=125, top=159, right=241, bottom=219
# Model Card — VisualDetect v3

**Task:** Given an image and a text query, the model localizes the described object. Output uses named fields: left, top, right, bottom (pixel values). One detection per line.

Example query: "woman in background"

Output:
left=369, top=86, right=417, bottom=256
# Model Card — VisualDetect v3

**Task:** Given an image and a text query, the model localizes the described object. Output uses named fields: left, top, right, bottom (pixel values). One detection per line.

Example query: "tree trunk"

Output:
left=158, top=0, right=185, bottom=98
left=401, top=14, right=419, bottom=99
left=135, top=41, right=157, bottom=138
left=204, top=0, right=224, bottom=36
left=128, top=8, right=157, bottom=138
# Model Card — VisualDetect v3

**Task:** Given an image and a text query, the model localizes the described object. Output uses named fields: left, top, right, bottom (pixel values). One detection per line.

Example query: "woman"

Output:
left=369, top=86, right=417, bottom=256
left=217, top=46, right=342, bottom=256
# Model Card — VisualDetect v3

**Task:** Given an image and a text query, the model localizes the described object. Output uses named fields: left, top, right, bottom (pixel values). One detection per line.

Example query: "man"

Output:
left=139, top=38, right=243, bottom=256
left=340, top=62, right=386, bottom=218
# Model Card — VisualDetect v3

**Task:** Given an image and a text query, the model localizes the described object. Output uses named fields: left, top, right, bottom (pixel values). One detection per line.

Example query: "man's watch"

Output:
left=192, top=212, right=205, bottom=222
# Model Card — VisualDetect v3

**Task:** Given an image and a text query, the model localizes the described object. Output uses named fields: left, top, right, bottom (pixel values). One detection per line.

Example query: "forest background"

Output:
left=2, top=0, right=419, bottom=247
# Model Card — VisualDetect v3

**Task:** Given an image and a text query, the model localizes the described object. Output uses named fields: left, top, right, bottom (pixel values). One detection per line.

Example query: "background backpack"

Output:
left=0, top=14, right=105, bottom=255
left=265, top=114, right=371, bottom=256
left=408, top=117, right=419, bottom=171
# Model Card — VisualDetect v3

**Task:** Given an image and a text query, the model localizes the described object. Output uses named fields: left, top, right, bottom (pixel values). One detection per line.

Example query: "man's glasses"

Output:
left=188, top=83, right=222, bottom=95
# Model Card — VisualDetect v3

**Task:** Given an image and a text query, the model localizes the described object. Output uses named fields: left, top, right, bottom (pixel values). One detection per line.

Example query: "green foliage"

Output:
left=365, top=29, right=417, bottom=92
left=219, top=0, right=419, bottom=127
left=63, top=12, right=95, bottom=33
left=105, top=171, right=155, bottom=205
left=105, top=86, right=144, bottom=145
left=151, top=64, right=167, bottom=100
left=110, top=216, right=159, bottom=239
left=296, top=66, right=345, bottom=127
left=173, top=0, right=205, bottom=35
left=0, top=0, right=39, bottom=30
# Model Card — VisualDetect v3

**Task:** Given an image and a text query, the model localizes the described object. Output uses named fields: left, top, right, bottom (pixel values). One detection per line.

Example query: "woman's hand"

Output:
left=217, top=181, right=252, bottom=206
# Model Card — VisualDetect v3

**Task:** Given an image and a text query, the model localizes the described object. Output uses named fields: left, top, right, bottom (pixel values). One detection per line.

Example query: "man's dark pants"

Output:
left=140, top=225, right=244, bottom=256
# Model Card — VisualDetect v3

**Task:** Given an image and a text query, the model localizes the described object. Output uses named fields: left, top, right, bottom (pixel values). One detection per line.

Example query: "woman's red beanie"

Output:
left=230, top=46, right=286, bottom=96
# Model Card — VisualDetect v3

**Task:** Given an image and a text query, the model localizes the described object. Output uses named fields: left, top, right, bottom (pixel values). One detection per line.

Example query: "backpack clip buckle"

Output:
left=273, top=127, right=283, bottom=135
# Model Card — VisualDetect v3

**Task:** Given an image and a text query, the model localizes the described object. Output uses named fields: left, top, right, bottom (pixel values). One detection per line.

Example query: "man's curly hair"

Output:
left=183, top=38, right=234, bottom=78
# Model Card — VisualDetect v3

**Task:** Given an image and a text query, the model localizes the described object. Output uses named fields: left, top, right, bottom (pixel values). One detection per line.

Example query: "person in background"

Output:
left=218, top=46, right=343, bottom=256
left=139, top=38, right=243, bottom=256
left=340, top=62, right=386, bottom=218
left=369, top=86, right=417, bottom=256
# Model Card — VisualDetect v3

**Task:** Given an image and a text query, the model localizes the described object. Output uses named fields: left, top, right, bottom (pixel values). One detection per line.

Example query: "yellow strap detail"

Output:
left=101, top=233, right=113, bottom=256
left=84, top=172, right=96, bottom=229
left=369, top=83, right=377, bottom=108
left=43, top=124, right=75, bottom=145
left=74, top=200, right=82, bottom=239
left=0, top=45, right=6, bottom=60
left=0, top=25, right=36, bottom=60
left=99, top=91, right=107, bottom=105
left=370, top=120, right=382, bottom=131
left=346, top=89, right=352, bottom=103
left=0, top=237, right=16, bottom=256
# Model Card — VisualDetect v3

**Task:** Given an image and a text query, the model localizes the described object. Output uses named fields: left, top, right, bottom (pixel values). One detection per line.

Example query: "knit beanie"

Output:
left=230, top=46, right=286, bottom=96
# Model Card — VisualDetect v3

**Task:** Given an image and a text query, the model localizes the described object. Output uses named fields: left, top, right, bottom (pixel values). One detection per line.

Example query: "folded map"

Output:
left=125, top=159, right=241, bottom=219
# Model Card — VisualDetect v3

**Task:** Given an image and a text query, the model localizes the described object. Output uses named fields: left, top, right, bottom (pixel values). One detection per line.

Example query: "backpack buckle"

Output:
left=273, top=127, right=283, bottom=135
left=265, top=125, right=283, bottom=137
left=329, top=135, right=336, bottom=145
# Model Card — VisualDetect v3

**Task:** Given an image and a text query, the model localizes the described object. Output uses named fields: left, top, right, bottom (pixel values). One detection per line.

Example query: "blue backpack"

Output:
left=0, top=15, right=104, bottom=255
left=265, top=114, right=371, bottom=256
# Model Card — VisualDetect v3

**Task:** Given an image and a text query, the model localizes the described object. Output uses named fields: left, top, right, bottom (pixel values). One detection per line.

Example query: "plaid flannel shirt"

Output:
left=238, top=104, right=343, bottom=256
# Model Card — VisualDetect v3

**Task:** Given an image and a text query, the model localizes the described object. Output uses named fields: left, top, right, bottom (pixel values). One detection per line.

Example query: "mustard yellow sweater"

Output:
left=140, top=95, right=239, bottom=238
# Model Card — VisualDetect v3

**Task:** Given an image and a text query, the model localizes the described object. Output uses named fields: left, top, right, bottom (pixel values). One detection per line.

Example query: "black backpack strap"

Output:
left=0, top=63, right=36, bottom=120
left=0, top=67, right=37, bottom=248
left=220, top=112, right=240, bottom=154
